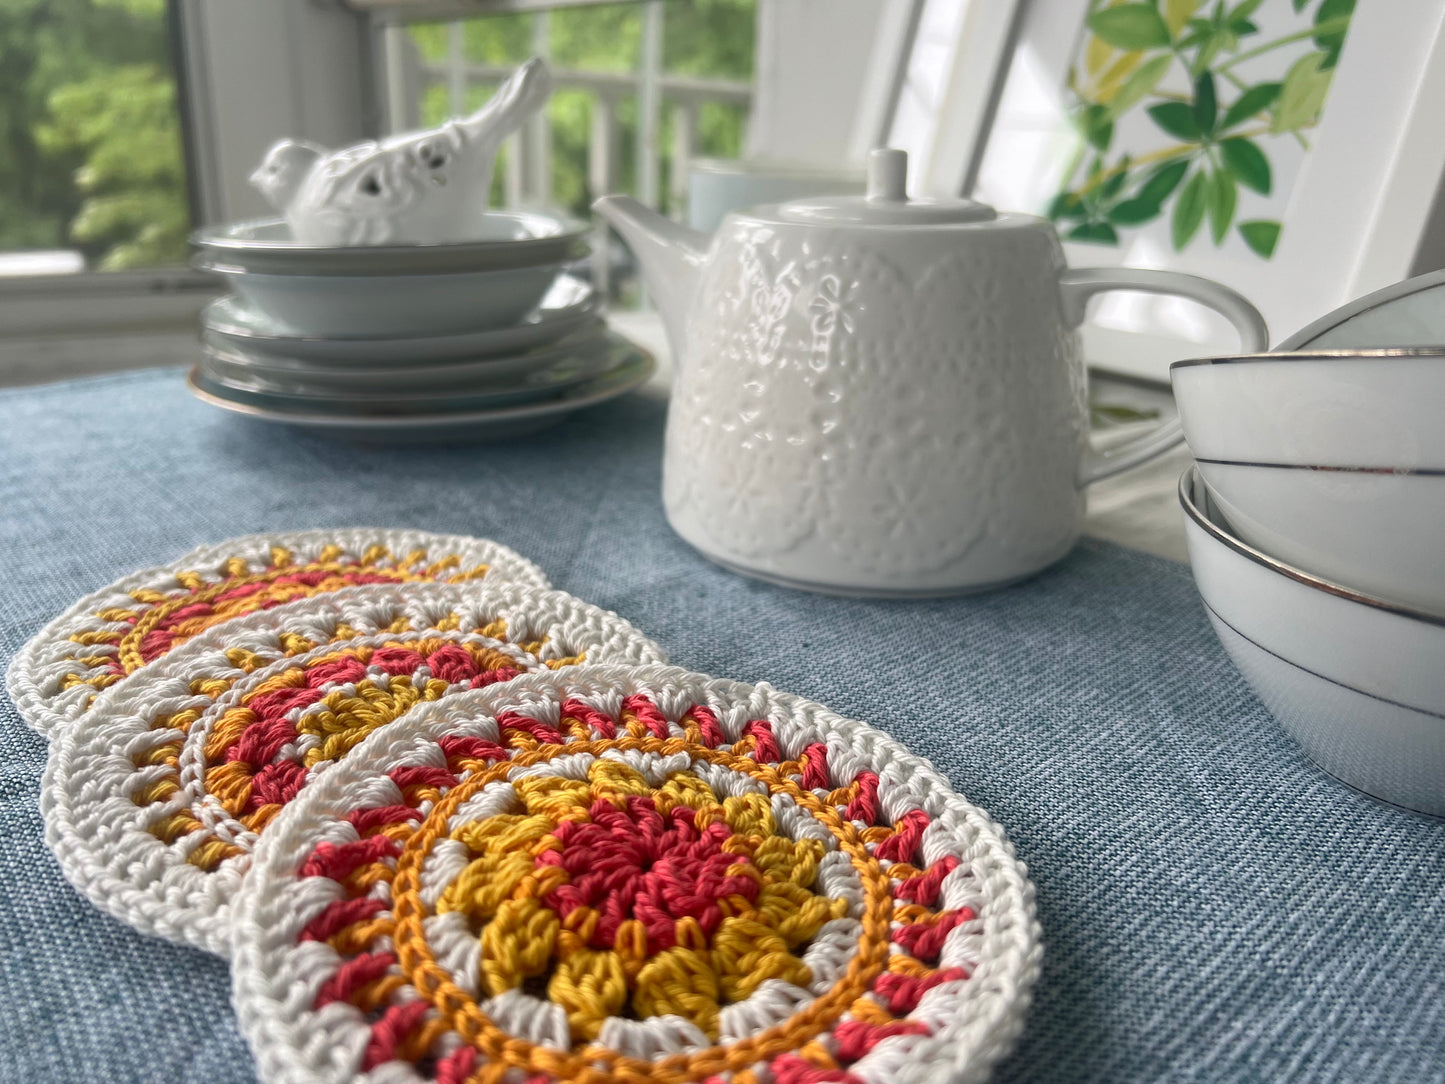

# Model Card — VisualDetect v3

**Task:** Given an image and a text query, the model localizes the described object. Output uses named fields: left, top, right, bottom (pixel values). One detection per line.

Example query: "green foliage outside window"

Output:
left=0, top=0, right=187, bottom=269
left=408, top=0, right=756, bottom=219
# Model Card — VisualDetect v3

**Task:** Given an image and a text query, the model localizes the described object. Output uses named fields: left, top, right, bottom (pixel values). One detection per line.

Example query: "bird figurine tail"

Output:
left=458, top=57, right=553, bottom=146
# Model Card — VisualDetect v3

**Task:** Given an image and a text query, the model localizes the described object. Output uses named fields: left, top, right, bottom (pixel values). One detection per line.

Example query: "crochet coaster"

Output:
left=8, top=527, right=548, bottom=738
left=231, top=664, right=1040, bottom=1084
left=43, top=582, right=662, bottom=956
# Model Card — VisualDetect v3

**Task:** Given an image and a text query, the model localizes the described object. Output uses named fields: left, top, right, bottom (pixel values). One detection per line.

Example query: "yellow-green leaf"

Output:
left=1273, top=52, right=1333, bottom=133
left=1087, top=4, right=1173, bottom=51
left=1095, top=49, right=1145, bottom=102
left=1105, top=54, right=1172, bottom=117
left=1086, top=33, right=1115, bottom=77
left=1172, top=170, right=1208, bottom=251
left=1164, top=0, right=1200, bottom=36
left=1239, top=219, right=1281, bottom=258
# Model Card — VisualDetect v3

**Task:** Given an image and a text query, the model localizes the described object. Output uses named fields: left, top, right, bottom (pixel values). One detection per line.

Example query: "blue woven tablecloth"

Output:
left=1, top=368, right=1440, bottom=1083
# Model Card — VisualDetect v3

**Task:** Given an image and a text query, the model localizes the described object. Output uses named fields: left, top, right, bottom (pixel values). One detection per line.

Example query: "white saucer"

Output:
left=200, top=328, right=616, bottom=398
left=1277, top=268, right=1445, bottom=349
left=188, top=334, right=655, bottom=442
left=203, top=274, right=601, bottom=363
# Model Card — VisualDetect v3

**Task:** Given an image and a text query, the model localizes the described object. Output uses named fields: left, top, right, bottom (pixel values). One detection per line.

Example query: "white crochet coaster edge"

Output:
left=7, top=526, right=550, bottom=738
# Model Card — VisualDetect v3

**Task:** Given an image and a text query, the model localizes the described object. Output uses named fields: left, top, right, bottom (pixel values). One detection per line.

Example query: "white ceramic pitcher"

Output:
left=595, top=149, right=1268, bottom=595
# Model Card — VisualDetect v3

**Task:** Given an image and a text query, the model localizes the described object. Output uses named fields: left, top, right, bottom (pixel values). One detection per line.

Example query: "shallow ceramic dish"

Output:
left=199, top=325, right=611, bottom=394
left=1196, top=460, right=1445, bottom=614
left=192, top=209, right=589, bottom=276
left=1276, top=268, right=1445, bottom=350
left=1180, top=466, right=1445, bottom=816
left=202, top=275, right=600, bottom=362
left=201, top=259, right=561, bottom=338
left=200, top=336, right=613, bottom=406
left=187, top=335, right=654, bottom=442
left=1171, top=349, right=1445, bottom=465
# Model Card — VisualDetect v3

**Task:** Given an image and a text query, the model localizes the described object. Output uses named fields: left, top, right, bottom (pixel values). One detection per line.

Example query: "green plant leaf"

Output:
left=1108, top=196, right=1164, bottom=225
left=1207, top=168, right=1237, bottom=243
left=1239, top=219, right=1281, bottom=257
left=1086, top=4, right=1173, bottom=50
left=1164, top=0, right=1201, bottom=36
left=1101, top=160, right=1132, bottom=200
left=1314, top=0, right=1355, bottom=67
left=1068, top=221, right=1121, bottom=245
left=1147, top=101, right=1202, bottom=141
left=1273, top=51, right=1333, bottom=132
left=1047, top=191, right=1087, bottom=220
left=1107, top=54, right=1172, bottom=119
left=1228, top=0, right=1266, bottom=22
left=1137, top=159, right=1191, bottom=204
left=1221, top=81, right=1280, bottom=129
left=1076, top=103, right=1115, bottom=151
left=1193, top=71, right=1217, bottom=134
left=1292, top=0, right=1308, bottom=10
left=1220, top=136, right=1271, bottom=193
left=1172, top=170, right=1209, bottom=250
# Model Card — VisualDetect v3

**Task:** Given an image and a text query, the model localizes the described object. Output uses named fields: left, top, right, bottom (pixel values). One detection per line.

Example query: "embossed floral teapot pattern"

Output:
left=596, top=150, right=1269, bottom=595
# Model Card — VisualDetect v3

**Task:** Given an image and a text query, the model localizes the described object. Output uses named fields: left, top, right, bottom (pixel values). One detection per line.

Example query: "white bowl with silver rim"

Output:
left=192, top=209, right=589, bottom=276
left=202, top=274, right=601, bottom=364
left=1180, top=466, right=1445, bottom=816
left=1171, top=349, right=1445, bottom=612
left=199, top=259, right=565, bottom=338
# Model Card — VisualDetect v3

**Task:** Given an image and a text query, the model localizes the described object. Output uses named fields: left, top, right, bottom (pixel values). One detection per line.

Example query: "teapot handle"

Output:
left=1058, top=267, right=1269, bottom=486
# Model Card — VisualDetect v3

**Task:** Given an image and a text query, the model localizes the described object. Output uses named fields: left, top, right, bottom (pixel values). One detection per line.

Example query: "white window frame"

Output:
left=0, top=0, right=373, bottom=380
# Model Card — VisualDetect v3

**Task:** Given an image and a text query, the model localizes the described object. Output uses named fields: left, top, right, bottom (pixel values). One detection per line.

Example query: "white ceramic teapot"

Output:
left=250, top=57, right=552, bottom=246
left=595, top=149, right=1269, bottom=596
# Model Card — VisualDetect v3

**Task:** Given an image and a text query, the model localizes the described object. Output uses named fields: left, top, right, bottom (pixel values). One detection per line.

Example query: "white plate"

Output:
left=203, top=275, right=601, bottom=363
left=1180, top=467, right=1445, bottom=816
left=188, top=334, right=655, bottom=442
left=201, top=329, right=616, bottom=400
left=1276, top=268, right=1445, bottom=350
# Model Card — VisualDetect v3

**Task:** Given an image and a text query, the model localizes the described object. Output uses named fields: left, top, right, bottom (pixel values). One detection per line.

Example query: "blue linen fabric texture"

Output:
left=0, top=368, right=1440, bottom=1084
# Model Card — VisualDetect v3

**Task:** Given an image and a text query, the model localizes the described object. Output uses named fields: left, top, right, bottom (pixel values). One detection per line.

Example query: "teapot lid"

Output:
left=777, top=149, right=996, bottom=226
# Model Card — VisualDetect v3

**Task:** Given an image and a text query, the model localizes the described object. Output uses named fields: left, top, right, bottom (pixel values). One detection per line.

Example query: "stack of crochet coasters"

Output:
left=9, top=528, right=1042, bottom=1084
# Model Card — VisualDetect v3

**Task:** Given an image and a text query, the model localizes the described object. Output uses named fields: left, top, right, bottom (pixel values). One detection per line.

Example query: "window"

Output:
left=377, top=1, right=757, bottom=303
left=0, top=0, right=190, bottom=275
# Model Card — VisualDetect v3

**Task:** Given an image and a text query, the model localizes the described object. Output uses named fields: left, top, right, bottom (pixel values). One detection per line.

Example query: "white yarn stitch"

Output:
left=42, top=582, right=663, bottom=956
left=8, top=527, right=550, bottom=738
left=229, top=664, right=1041, bottom=1084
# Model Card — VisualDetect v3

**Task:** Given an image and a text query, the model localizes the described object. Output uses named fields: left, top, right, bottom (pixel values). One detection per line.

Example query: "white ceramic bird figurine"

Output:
left=249, top=57, right=553, bottom=246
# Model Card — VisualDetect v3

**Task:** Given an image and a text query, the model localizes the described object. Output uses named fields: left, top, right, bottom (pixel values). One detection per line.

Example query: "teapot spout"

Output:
left=592, top=194, right=707, bottom=362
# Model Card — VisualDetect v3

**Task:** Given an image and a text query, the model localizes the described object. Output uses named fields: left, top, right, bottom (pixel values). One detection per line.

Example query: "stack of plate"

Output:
left=189, top=211, right=654, bottom=439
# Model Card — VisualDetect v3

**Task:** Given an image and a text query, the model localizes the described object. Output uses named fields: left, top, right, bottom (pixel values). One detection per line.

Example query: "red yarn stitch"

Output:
left=873, top=809, right=931, bottom=863
left=769, top=1053, right=865, bottom=1084
left=368, top=646, right=427, bottom=677
left=742, top=719, right=780, bottom=761
left=895, top=855, right=960, bottom=907
left=891, top=908, right=974, bottom=962
left=559, top=698, right=618, bottom=738
left=435, top=735, right=512, bottom=765
left=346, top=804, right=422, bottom=835
left=433, top=1045, right=476, bottom=1084
left=621, top=693, right=671, bottom=738
left=797, top=742, right=831, bottom=790
left=302, top=655, right=368, bottom=688
left=300, top=896, right=387, bottom=942
left=361, top=999, right=432, bottom=1069
left=467, top=667, right=521, bottom=689
left=314, top=950, right=397, bottom=1008
left=831, top=1019, right=930, bottom=1061
left=227, top=714, right=299, bottom=768
left=684, top=704, right=726, bottom=746
left=871, top=966, right=969, bottom=1015
left=843, top=771, right=880, bottom=824
left=496, top=712, right=566, bottom=745
left=247, top=759, right=308, bottom=810
left=299, top=835, right=398, bottom=882
left=387, top=765, right=459, bottom=792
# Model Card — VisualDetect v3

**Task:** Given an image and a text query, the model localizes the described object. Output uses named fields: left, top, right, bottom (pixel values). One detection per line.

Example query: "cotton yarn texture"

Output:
left=231, top=665, right=1039, bottom=1084
left=44, top=581, right=664, bottom=956
left=3, top=371, right=1443, bottom=1083
left=7, top=527, right=548, bottom=738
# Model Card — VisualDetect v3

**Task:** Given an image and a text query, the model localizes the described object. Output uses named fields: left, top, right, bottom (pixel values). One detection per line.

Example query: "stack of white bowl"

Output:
left=189, top=210, right=654, bottom=439
left=1170, top=269, right=1445, bottom=817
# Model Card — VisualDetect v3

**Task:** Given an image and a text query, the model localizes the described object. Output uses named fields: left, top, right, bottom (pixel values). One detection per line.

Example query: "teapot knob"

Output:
left=866, top=148, right=909, bottom=203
